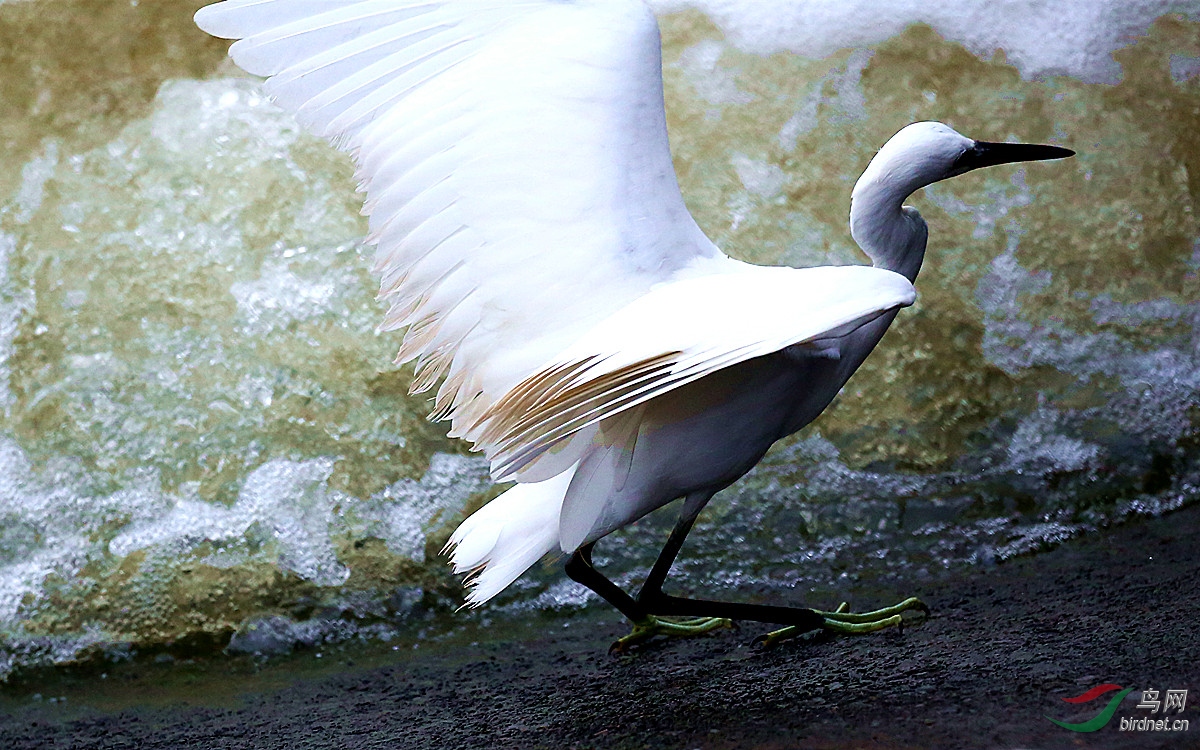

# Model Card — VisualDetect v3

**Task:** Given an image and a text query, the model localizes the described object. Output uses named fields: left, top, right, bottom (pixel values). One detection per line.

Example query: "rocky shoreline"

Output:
left=2, top=503, right=1196, bottom=749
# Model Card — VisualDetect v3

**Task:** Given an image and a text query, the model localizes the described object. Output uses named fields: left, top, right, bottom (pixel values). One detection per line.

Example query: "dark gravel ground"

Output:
left=2, top=504, right=1198, bottom=750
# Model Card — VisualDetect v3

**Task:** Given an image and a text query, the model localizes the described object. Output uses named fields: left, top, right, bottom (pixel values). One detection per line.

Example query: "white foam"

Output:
left=0, top=440, right=102, bottom=624
left=673, top=39, right=755, bottom=107
left=725, top=152, right=787, bottom=232
left=730, top=153, right=786, bottom=199
left=1007, top=407, right=1101, bottom=474
left=10, top=141, right=58, bottom=225
left=651, top=0, right=1200, bottom=83
left=357, top=453, right=491, bottom=562
left=925, top=170, right=1034, bottom=240
left=0, top=233, right=23, bottom=410
left=110, top=457, right=351, bottom=587
left=231, top=260, right=339, bottom=334
left=149, top=79, right=296, bottom=157
left=777, top=50, right=872, bottom=150
left=1170, top=54, right=1200, bottom=82
left=976, top=235, right=1200, bottom=443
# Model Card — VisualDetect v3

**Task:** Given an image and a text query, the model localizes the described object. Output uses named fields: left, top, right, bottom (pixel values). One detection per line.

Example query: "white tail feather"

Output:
left=444, top=467, right=575, bottom=606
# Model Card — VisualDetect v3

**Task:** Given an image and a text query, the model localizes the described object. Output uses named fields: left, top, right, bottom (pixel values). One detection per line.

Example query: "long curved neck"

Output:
left=849, top=176, right=929, bottom=284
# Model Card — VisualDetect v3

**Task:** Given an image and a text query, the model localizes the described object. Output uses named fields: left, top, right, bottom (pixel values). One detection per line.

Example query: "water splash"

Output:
left=651, top=0, right=1200, bottom=83
left=777, top=49, right=873, bottom=150
left=354, top=453, right=492, bottom=564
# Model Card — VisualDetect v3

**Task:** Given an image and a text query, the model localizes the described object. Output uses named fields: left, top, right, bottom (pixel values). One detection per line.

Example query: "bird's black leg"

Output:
left=635, top=490, right=824, bottom=633
left=566, top=542, right=734, bottom=652
left=634, top=490, right=928, bottom=650
left=569, top=491, right=928, bottom=652
left=564, top=542, right=646, bottom=622
left=635, top=490, right=710, bottom=605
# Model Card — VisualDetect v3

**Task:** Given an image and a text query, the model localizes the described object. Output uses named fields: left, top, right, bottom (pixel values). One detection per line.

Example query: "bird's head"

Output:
left=850, top=121, right=1073, bottom=282
left=854, top=121, right=1074, bottom=201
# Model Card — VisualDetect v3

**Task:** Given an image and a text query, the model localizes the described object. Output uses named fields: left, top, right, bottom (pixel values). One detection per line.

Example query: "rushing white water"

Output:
left=1, top=1, right=1198, bottom=675
left=650, top=0, right=1200, bottom=82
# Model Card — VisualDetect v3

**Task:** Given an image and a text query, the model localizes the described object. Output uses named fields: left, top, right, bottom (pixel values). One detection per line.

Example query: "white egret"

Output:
left=194, top=0, right=1073, bottom=651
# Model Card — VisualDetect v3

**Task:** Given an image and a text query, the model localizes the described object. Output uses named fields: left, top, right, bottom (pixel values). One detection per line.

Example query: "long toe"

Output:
left=817, top=596, right=928, bottom=625
left=610, top=615, right=733, bottom=654
left=753, top=598, right=929, bottom=650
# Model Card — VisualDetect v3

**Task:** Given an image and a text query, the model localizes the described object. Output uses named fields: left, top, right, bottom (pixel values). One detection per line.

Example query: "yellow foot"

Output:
left=752, top=597, right=930, bottom=650
left=610, top=615, right=734, bottom=654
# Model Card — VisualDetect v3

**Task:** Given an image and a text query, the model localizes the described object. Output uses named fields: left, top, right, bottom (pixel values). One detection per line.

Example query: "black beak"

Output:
left=949, top=140, right=1075, bottom=178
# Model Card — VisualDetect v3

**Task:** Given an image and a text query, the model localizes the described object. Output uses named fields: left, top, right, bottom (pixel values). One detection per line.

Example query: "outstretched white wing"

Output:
left=478, top=265, right=916, bottom=480
left=195, top=0, right=724, bottom=442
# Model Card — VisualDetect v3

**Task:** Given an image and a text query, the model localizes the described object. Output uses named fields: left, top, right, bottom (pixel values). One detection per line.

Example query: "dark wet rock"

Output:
left=225, top=616, right=302, bottom=657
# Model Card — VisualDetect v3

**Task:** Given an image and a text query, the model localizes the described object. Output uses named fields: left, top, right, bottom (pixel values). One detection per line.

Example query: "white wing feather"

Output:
left=195, top=0, right=724, bottom=444
left=478, top=265, right=916, bottom=480
left=197, top=1, right=917, bottom=491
